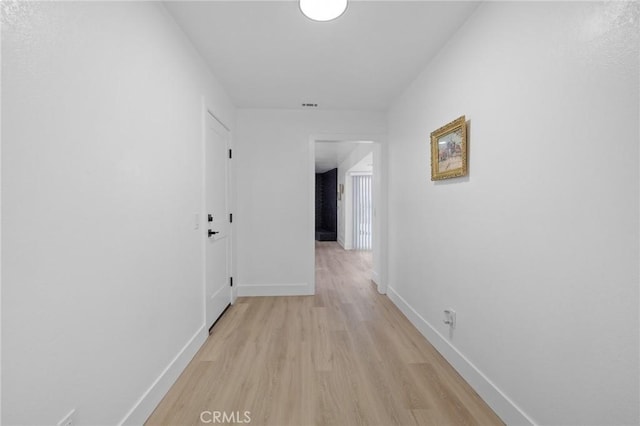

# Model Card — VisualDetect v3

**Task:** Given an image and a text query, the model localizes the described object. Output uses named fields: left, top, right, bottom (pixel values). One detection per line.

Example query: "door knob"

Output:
left=208, top=230, right=219, bottom=237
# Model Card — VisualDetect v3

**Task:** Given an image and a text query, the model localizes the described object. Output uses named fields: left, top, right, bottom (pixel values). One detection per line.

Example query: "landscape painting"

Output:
left=430, top=116, right=467, bottom=180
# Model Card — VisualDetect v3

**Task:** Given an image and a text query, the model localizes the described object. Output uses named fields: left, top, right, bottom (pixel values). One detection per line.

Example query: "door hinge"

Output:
left=228, top=149, right=232, bottom=159
left=230, top=276, right=233, bottom=287
left=229, top=213, right=233, bottom=223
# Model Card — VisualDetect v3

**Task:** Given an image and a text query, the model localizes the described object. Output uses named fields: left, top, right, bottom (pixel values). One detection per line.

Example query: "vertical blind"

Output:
left=352, top=174, right=372, bottom=250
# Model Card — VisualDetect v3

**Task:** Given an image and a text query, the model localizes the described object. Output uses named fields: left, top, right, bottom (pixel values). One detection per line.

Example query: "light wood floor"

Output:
left=146, top=242, right=503, bottom=426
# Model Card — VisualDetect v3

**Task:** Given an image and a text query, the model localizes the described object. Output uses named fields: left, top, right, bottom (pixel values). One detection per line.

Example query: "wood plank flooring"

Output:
left=146, top=242, right=504, bottom=426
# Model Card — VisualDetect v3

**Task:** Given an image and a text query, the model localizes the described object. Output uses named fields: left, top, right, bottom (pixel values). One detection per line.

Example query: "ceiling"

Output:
left=350, top=152, right=373, bottom=173
left=315, top=142, right=361, bottom=173
left=164, top=0, right=480, bottom=111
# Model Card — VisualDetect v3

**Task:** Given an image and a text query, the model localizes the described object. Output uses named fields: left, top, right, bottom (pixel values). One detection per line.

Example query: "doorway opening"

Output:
left=310, top=137, right=386, bottom=295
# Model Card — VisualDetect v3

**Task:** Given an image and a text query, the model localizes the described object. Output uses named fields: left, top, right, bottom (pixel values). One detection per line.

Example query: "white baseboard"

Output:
left=371, top=271, right=386, bottom=294
left=118, top=325, right=208, bottom=426
left=337, top=238, right=345, bottom=249
left=237, top=283, right=312, bottom=297
left=387, top=287, right=536, bottom=426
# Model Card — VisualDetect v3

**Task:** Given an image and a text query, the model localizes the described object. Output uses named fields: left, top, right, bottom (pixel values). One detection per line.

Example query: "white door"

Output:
left=205, top=113, right=231, bottom=331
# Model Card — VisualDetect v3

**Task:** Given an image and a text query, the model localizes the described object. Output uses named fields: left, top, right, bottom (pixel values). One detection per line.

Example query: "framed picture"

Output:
left=430, top=115, right=467, bottom=181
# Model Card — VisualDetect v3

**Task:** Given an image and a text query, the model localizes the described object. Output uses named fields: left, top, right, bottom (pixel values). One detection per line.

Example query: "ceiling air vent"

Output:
left=302, top=103, right=318, bottom=108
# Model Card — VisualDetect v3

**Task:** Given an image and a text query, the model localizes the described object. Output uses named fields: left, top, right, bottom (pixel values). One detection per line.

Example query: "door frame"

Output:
left=201, top=99, right=235, bottom=331
left=308, top=133, right=388, bottom=295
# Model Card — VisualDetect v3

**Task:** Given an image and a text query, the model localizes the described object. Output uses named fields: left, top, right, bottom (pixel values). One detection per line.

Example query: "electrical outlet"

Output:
left=57, top=409, right=76, bottom=426
left=443, top=309, right=456, bottom=329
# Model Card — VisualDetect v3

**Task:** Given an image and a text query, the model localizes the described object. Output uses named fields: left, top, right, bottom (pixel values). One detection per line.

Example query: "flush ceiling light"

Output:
left=300, top=0, right=347, bottom=22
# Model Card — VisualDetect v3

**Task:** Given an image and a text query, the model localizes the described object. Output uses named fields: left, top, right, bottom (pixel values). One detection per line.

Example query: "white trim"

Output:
left=118, top=325, right=208, bottom=426
left=0, top=37, right=3, bottom=422
left=371, top=271, right=385, bottom=294
left=308, top=137, right=317, bottom=293
left=237, top=283, right=312, bottom=297
left=373, top=141, right=388, bottom=295
left=207, top=110, right=230, bottom=132
left=200, top=97, right=208, bottom=330
left=386, top=287, right=536, bottom=426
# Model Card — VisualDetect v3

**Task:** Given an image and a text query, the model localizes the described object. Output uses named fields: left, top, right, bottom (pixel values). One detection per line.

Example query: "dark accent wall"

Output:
left=315, top=168, right=337, bottom=241
left=322, top=168, right=337, bottom=233
left=315, top=174, right=324, bottom=229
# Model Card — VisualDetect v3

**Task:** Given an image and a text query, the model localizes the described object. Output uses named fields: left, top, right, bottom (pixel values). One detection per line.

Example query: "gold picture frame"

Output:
left=430, top=115, right=467, bottom=181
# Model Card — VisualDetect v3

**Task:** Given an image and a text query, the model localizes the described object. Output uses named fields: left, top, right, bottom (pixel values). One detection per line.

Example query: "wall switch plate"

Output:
left=57, top=409, right=76, bottom=426
left=194, top=213, right=200, bottom=230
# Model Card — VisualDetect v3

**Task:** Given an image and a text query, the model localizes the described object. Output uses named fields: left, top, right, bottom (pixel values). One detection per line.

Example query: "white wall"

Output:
left=1, top=2, right=234, bottom=424
left=235, top=109, right=385, bottom=296
left=387, top=2, right=639, bottom=425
